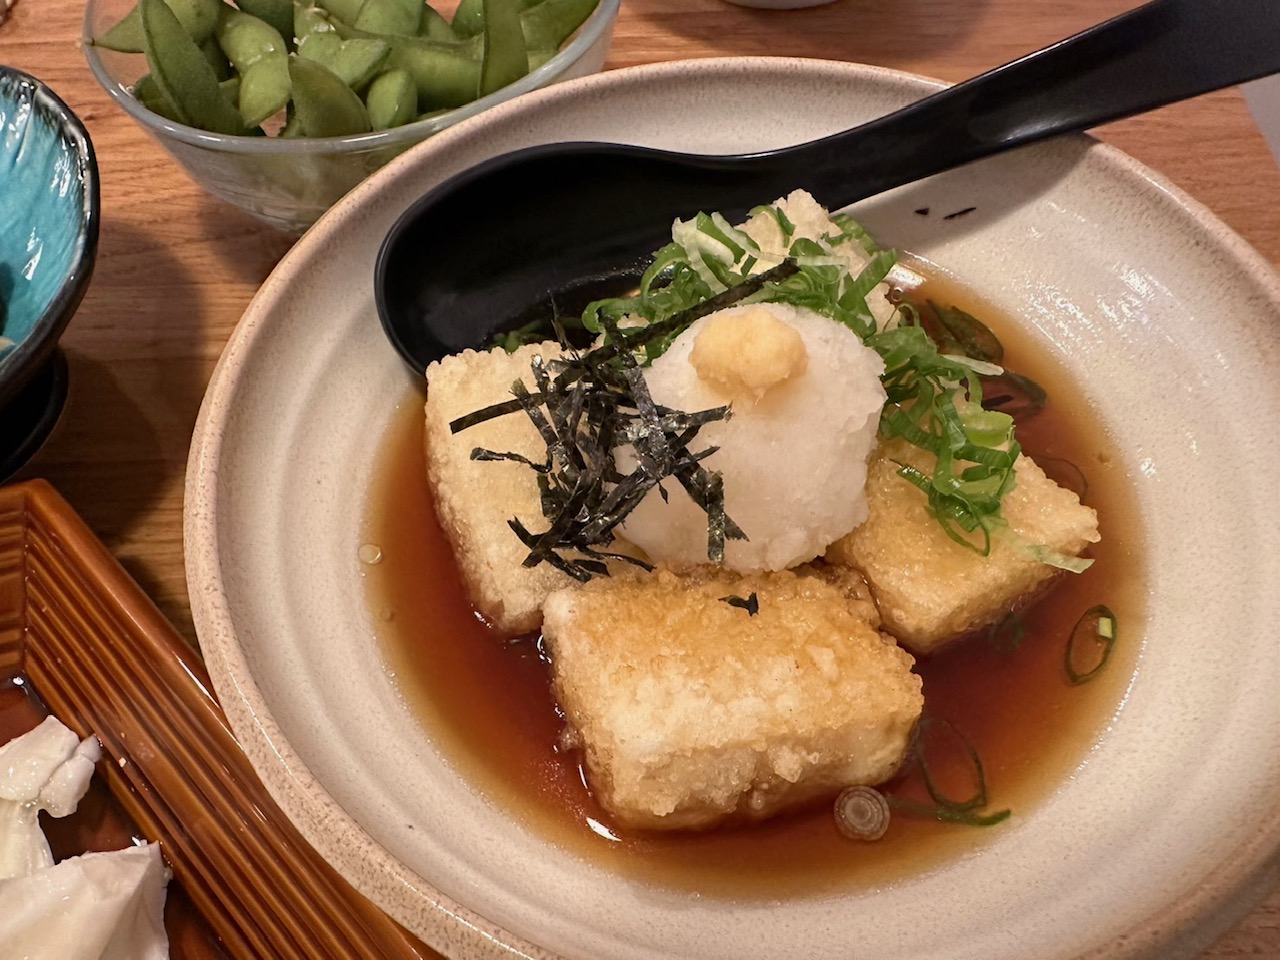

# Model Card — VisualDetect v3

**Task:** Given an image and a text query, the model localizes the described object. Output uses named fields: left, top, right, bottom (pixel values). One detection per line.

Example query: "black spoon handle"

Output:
left=773, top=0, right=1280, bottom=207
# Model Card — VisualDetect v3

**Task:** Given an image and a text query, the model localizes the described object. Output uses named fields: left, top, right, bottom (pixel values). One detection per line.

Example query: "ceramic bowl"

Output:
left=80, top=0, right=619, bottom=234
left=0, top=67, right=99, bottom=481
left=186, top=58, right=1280, bottom=960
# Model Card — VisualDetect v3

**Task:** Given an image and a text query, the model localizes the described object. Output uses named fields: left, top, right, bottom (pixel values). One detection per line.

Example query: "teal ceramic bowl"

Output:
left=0, top=67, right=99, bottom=479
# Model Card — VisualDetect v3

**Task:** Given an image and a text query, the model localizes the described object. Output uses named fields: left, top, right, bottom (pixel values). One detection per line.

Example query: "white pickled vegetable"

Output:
left=0, top=716, right=172, bottom=956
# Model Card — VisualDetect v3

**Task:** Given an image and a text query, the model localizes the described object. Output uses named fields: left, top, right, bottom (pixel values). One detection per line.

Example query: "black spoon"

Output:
left=377, top=0, right=1280, bottom=374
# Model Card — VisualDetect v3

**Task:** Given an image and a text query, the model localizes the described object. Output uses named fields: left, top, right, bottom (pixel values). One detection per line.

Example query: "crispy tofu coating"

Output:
left=423, top=342, right=573, bottom=634
left=541, top=566, right=923, bottom=831
left=826, top=437, right=1100, bottom=654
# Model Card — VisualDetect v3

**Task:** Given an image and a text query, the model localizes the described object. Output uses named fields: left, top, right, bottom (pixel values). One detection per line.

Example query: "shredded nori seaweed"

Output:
left=719, top=592, right=760, bottom=615
left=453, top=266, right=801, bottom=580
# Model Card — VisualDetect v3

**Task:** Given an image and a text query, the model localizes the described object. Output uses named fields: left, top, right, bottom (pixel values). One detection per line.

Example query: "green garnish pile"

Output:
left=454, top=263, right=803, bottom=580
left=497, top=200, right=1040, bottom=561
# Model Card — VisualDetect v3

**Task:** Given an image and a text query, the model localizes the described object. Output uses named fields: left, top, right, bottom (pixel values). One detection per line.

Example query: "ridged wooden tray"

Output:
left=0, top=479, right=438, bottom=960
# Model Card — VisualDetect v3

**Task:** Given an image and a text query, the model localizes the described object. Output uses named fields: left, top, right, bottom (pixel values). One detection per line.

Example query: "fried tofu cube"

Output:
left=423, top=342, right=574, bottom=634
left=826, top=437, right=1099, bottom=654
left=541, top=566, right=923, bottom=831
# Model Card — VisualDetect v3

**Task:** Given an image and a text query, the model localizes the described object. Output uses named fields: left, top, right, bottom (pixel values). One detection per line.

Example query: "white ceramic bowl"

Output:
left=185, top=57, right=1280, bottom=960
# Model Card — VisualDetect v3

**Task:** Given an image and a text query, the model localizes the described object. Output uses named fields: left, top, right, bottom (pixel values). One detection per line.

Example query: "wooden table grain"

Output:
left=1, top=0, right=1277, bottom=957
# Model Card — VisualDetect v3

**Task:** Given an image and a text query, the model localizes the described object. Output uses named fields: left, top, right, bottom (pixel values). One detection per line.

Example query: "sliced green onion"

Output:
left=1027, top=544, right=1095, bottom=574
left=750, top=202, right=796, bottom=244
left=887, top=796, right=1012, bottom=827
left=918, top=716, right=990, bottom=812
left=1066, top=604, right=1117, bottom=684
left=930, top=301, right=1004, bottom=363
left=834, top=785, right=891, bottom=841
left=987, top=610, right=1027, bottom=652
left=887, top=716, right=1012, bottom=827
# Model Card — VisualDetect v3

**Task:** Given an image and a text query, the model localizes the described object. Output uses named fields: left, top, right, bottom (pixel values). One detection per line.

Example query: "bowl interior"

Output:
left=0, top=69, right=96, bottom=384
left=186, top=58, right=1280, bottom=960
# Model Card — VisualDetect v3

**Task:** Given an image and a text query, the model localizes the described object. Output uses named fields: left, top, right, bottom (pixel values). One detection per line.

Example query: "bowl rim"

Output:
left=185, top=54, right=1280, bottom=960
left=79, top=0, right=621, bottom=155
left=0, top=66, right=100, bottom=410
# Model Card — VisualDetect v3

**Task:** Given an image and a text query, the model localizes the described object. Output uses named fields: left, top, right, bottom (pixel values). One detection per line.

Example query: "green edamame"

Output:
left=522, top=0, right=599, bottom=49
left=288, top=56, right=370, bottom=136
left=294, top=3, right=336, bottom=40
left=140, top=0, right=247, bottom=134
left=313, top=0, right=363, bottom=29
left=200, top=37, right=233, bottom=81
left=97, top=0, right=603, bottom=138
left=479, top=0, right=527, bottom=98
left=215, top=8, right=292, bottom=125
left=238, top=56, right=291, bottom=126
left=215, top=8, right=289, bottom=72
left=353, top=0, right=421, bottom=38
left=94, top=0, right=223, bottom=52
left=365, top=67, right=416, bottom=129
left=298, top=33, right=390, bottom=90
left=417, top=5, right=455, bottom=41
left=380, top=35, right=483, bottom=109
left=233, top=0, right=294, bottom=44
left=449, top=0, right=484, bottom=38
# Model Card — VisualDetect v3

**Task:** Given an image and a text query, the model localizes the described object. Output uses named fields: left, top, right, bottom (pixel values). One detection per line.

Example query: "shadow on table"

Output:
left=196, top=201, right=298, bottom=287
left=627, top=0, right=994, bottom=63
left=11, top=218, right=211, bottom=640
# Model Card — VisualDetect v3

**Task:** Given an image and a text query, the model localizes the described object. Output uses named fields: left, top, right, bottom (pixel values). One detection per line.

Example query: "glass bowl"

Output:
left=81, top=0, right=619, bottom=233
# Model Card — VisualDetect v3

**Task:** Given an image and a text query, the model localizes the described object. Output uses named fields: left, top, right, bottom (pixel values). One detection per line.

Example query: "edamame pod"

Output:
left=294, top=1, right=336, bottom=38
left=288, top=55, right=371, bottom=136
left=298, top=33, right=390, bottom=90
left=238, top=56, right=291, bottom=126
left=215, top=8, right=289, bottom=72
left=526, top=46, right=555, bottom=71
left=365, top=67, right=416, bottom=129
left=94, top=0, right=225, bottom=51
left=313, top=0, right=363, bottom=28
left=450, top=0, right=483, bottom=38
left=331, top=16, right=483, bottom=56
left=133, top=73, right=183, bottom=121
left=417, top=4, right=455, bottom=40
left=94, top=6, right=146, bottom=52
left=479, top=0, right=526, bottom=97
left=353, top=0, right=421, bottom=37
left=141, top=0, right=248, bottom=134
left=522, top=0, right=597, bottom=50
left=382, top=36, right=483, bottom=109
left=200, top=36, right=234, bottom=81
left=235, top=0, right=295, bottom=45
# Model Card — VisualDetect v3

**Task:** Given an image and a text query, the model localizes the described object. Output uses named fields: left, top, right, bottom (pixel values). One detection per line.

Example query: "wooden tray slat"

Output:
left=0, top=479, right=438, bottom=960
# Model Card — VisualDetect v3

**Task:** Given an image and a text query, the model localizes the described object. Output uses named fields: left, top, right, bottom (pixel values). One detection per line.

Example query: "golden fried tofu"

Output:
left=541, top=566, right=923, bottom=831
left=423, top=342, right=574, bottom=634
left=826, top=437, right=1099, bottom=654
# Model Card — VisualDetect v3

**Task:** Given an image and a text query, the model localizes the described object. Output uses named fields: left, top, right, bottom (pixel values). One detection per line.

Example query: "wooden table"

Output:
left=2, top=0, right=1277, bottom=956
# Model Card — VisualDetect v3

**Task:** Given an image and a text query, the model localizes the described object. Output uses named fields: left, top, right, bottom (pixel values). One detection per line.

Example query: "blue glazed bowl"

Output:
left=0, top=67, right=99, bottom=479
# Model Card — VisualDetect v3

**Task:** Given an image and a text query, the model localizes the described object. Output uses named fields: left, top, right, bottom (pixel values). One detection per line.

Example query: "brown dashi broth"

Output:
left=361, top=264, right=1145, bottom=898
